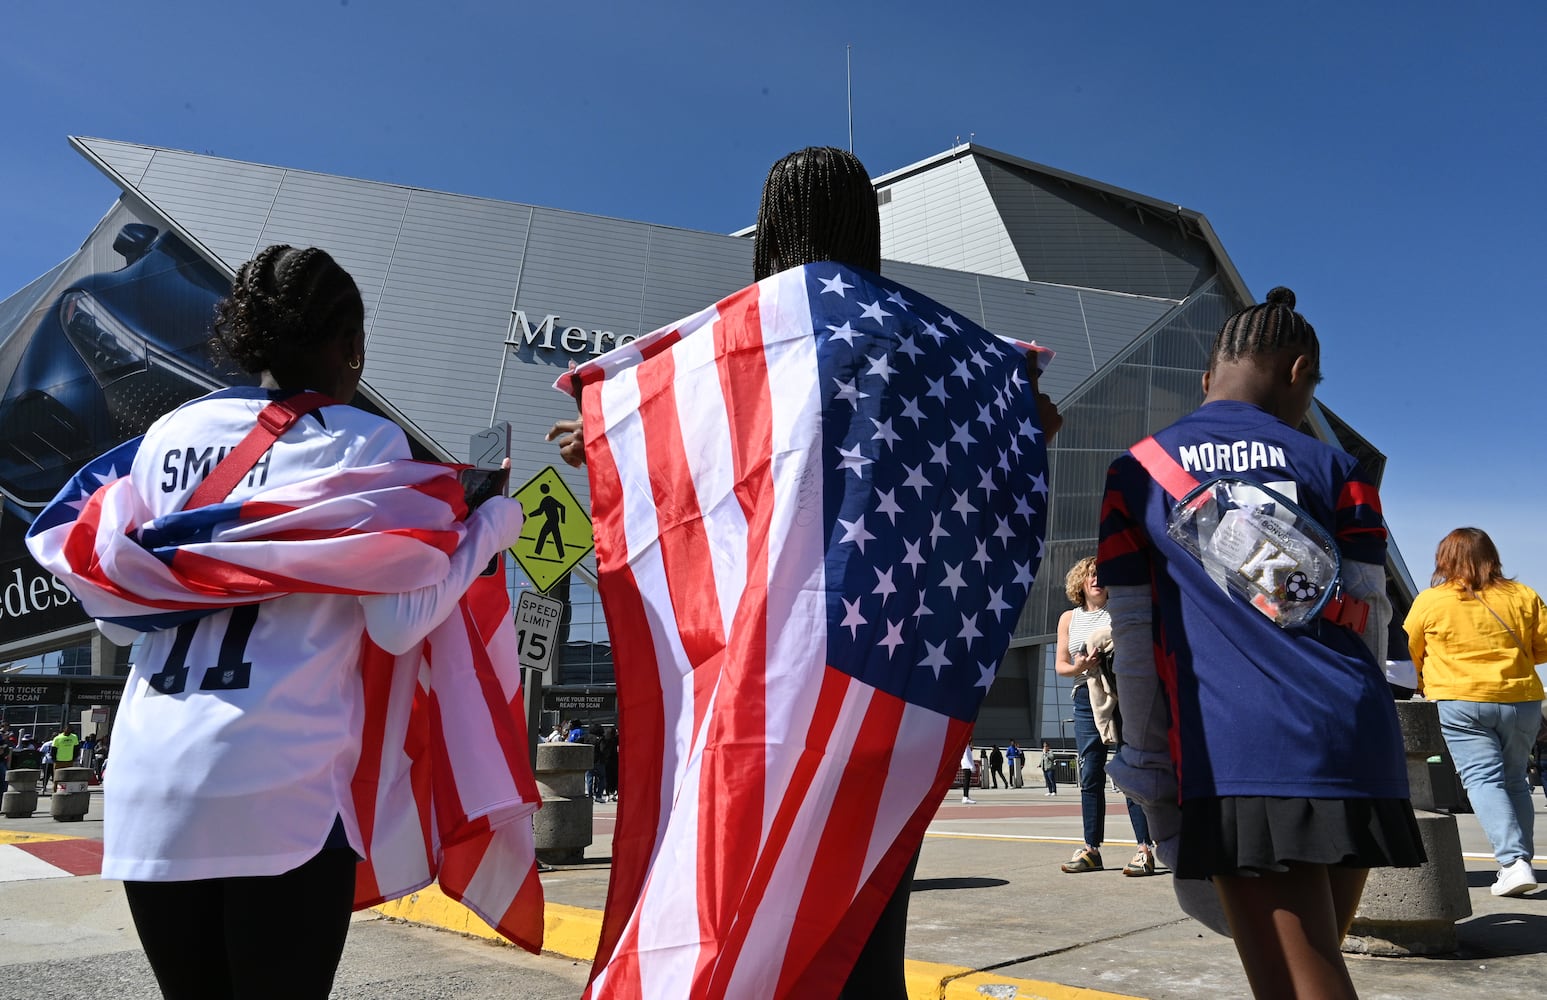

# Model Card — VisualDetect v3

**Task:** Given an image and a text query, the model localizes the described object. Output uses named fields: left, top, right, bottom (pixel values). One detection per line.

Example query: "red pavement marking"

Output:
left=16, top=839, right=104, bottom=876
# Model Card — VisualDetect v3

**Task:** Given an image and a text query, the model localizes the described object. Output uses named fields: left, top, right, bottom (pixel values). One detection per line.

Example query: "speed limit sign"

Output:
left=514, top=590, right=563, bottom=673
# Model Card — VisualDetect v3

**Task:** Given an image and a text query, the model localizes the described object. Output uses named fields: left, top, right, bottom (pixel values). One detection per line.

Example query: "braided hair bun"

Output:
left=1208, top=283, right=1318, bottom=369
left=212, top=245, right=363, bottom=375
left=1264, top=286, right=1296, bottom=310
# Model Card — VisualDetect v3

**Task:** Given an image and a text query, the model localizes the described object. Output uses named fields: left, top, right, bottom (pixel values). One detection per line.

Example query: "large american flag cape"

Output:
left=564, top=263, right=1052, bottom=999
left=24, top=442, right=545, bottom=951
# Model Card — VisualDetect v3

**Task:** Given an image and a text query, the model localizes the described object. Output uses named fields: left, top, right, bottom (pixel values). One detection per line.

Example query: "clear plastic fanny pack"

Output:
left=1128, top=436, right=1367, bottom=633
left=1167, top=477, right=1341, bottom=629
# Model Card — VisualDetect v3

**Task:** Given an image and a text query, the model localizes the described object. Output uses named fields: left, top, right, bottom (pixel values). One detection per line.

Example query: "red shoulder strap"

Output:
left=185, top=392, right=335, bottom=510
left=1128, top=436, right=1200, bottom=502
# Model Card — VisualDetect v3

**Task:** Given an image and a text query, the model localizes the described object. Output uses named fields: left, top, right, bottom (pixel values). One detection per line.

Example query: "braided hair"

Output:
left=1206, top=286, right=1320, bottom=376
left=212, top=245, right=363, bottom=375
left=752, top=147, right=881, bottom=281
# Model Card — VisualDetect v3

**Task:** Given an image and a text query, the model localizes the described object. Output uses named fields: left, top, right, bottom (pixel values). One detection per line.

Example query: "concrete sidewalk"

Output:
left=8, top=785, right=1547, bottom=997
left=377, top=785, right=1547, bottom=999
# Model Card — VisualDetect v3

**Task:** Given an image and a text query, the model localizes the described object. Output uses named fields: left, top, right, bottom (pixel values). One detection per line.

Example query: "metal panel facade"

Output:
left=48, top=138, right=1302, bottom=743
left=976, top=156, right=1215, bottom=300
left=879, top=153, right=1026, bottom=281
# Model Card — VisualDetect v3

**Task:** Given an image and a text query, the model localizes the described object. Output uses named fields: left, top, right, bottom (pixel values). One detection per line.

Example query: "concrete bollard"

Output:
left=1344, top=700, right=1472, bottom=956
left=3, top=768, right=40, bottom=818
left=532, top=742, right=593, bottom=865
left=50, top=766, right=93, bottom=822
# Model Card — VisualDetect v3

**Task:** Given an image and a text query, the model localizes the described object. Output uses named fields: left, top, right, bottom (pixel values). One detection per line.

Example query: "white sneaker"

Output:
left=961, top=795, right=977, bottom=804
left=1492, top=858, right=1538, bottom=897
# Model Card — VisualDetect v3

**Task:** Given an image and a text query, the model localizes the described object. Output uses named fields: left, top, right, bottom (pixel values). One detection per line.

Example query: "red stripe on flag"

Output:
left=460, top=595, right=534, bottom=799
left=168, top=548, right=375, bottom=596
left=783, top=716, right=974, bottom=998
left=582, top=380, right=667, bottom=999
left=574, top=329, right=685, bottom=389
left=422, top=674, right=469, bottom=843
left=773, top=688, right=905, bottom=997
left=61, top=489, right=212, bottom=612
left=503, top=859, right=547, bottom=953
left=351, top=640, right=397, bottom=908
left=635, top=348, right=726, bottom=731
left=701, top=664, right=852, bottom=996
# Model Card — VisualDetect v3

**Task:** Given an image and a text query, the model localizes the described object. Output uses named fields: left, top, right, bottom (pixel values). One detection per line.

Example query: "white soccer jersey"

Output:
left=102, top=387, right=411, bottom=882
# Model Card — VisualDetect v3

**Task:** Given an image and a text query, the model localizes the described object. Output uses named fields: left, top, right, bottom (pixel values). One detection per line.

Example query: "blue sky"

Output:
left=3, top=1, right=1545, bottom=595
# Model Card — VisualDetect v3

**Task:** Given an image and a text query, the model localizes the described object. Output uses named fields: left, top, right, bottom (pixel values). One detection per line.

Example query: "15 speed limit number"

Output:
left=514, top=591, right=563, bottom=673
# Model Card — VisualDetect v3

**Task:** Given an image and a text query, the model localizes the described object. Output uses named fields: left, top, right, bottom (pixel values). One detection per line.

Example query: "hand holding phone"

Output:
left=459, top=466, right=510, bottom=510
left=459, top=459, right=511, bottom=576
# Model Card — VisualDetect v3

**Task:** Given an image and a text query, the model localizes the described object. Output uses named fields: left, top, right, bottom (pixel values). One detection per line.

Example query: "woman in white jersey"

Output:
left=1054, top=556, right=1157, bottom=877
left=93, top=246, right=524, bottom=999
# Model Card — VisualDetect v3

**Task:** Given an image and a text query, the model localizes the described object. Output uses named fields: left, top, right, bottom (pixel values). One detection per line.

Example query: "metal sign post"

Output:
left=513, top=589, right=564, bottom=767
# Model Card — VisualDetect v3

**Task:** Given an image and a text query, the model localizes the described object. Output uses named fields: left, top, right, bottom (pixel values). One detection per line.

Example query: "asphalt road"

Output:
left=0, top=873, right=590, bottom=1000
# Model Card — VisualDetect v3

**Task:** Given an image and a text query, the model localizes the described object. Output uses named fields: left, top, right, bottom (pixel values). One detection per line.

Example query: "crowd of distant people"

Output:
left=0, top=724, right=109, bottom=790
left=544, top=719, right=620, bottom=804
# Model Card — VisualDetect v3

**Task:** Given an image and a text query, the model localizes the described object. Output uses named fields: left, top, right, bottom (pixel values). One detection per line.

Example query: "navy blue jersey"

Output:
left=1098, top=401, right=1406, bottom=802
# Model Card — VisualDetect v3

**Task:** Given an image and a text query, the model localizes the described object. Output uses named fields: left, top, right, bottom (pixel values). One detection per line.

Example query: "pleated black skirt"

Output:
left=1174, top=796, right=1428, bottom=880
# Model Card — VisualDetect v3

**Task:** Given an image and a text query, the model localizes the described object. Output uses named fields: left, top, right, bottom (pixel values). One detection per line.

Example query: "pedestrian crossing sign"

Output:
left=510, top=466, right=593, bottom=593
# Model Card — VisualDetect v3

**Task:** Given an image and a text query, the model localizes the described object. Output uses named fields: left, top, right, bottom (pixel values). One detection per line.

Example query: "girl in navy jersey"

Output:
left=1100, top=288, right=1424, bottom=1000
left=82, top=247, right=525, bottom=1000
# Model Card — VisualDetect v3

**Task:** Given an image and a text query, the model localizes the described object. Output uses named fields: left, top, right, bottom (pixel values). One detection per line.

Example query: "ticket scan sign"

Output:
left=514, top=590, right=563, bottom=673
left=510, top=466, right=593, bottom=592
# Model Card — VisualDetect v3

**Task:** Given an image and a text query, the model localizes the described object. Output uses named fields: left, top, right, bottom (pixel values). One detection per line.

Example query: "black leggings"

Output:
left=124, top=848, right=357, bottom=1000
left=839, top=849, right=919, bottom=1000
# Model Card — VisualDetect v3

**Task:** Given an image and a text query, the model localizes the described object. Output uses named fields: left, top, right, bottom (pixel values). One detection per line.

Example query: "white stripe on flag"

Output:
left=597, top=358, right=696, bottom=845
left=631, top=682, right=722, bottom=1000
left=862, top=702, right=951, bottom=878
left=673, top=308, right=746, bottom=644
left=753, top=272, right=828, bottom=842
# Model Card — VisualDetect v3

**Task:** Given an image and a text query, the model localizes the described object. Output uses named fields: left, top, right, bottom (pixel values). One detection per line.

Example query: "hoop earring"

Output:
left=349, top=358, right=362, bottom=371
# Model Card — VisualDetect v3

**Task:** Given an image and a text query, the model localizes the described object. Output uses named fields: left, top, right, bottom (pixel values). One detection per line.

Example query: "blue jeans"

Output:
left=1072, top=685, right=1151, bottom=850
left=1439, top=699, right=1540, bottom=866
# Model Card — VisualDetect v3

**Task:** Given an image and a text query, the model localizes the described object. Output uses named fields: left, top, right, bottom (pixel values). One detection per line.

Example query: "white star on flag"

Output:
left=819, top=272, right=854, bottom=296
left=840, top=596, right=867, bottom=638
left=837, top=514, right=875, bottom=551
left=858, top=300, right=892, bottom=325
left=836, top=443, right=873, bottom=477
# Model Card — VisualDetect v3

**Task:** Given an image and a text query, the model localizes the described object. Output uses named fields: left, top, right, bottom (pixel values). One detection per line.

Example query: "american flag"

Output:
left=567, top=263, right=1051, bottom=999
left=25, top=441, right=545, bottom=950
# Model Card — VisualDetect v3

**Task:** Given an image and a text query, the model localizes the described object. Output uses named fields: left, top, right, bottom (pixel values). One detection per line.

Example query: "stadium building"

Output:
left=0, top=137, right=1415, bottom=744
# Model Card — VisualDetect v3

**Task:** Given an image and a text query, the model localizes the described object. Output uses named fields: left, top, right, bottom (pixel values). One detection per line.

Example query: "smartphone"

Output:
left=459, top=467, right=509, bottom=510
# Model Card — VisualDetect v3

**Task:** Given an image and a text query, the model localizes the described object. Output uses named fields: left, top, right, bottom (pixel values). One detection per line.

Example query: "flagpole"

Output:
left=846, top=44, right=854, bottom=153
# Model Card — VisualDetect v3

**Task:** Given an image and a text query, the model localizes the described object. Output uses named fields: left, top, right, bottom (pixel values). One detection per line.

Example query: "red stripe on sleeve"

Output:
left=1337, top=479, right=1383, bottom=515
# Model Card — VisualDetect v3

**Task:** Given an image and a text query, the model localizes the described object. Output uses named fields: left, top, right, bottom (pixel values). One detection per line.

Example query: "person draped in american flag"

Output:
left=548, top=147, right=1063, bottom=999
left=25, top=246, right=542, bottom=1000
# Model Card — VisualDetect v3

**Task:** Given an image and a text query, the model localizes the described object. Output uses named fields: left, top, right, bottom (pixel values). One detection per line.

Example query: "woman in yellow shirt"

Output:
left=1406, top=527, right=1547, bottom=898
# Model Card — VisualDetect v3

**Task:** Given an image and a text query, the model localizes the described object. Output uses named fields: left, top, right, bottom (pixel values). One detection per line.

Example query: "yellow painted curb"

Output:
left=372, top=883, right=602, bottom=963
left=377, top=886, right=1144, bottom=1000
left=943, top=969, right=1143, bottom=1000
left=0, top=829, right=78, bottom=845
left=373, top=882, right=507, bottom=943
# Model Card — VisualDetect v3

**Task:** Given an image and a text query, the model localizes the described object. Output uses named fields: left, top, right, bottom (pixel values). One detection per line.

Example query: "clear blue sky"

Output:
left=3, top=1, right=1545, bottom=595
